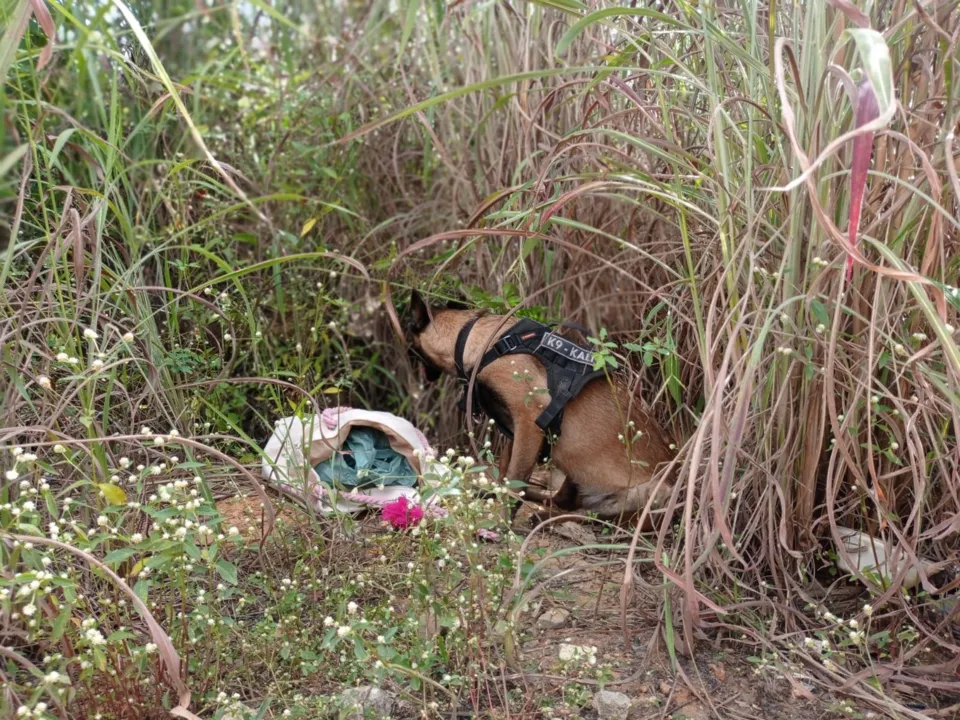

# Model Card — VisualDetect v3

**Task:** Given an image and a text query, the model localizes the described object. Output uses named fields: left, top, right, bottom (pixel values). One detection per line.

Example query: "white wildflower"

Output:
left=84, top=628, right=106, bottom=646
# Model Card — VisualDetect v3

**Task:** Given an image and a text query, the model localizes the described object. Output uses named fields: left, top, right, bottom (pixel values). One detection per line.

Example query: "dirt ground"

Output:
left=214, top=489, right=866, bottom=720
left=507, top=506, right=835, bottom=720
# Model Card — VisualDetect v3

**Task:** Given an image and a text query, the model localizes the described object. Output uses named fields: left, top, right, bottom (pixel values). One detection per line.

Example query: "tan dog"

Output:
left=405, top=292, right=674, bottom=522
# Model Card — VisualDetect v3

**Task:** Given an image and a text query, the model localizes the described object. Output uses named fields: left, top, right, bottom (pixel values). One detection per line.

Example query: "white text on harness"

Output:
left=539, top=333, right=595, bottom=366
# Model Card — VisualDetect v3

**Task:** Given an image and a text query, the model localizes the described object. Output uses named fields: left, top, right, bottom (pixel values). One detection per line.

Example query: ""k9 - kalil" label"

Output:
left=538, top=332, right=595, bottom=366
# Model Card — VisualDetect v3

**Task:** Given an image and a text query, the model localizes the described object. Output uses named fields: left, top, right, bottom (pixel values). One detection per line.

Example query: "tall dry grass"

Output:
left=362, top=0, right=960, bottom=707
left=1, top=0, right=959, bottom=716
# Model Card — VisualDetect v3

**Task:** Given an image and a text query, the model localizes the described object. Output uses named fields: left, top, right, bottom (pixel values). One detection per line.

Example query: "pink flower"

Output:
left=381, top=496, right=423, bottom=529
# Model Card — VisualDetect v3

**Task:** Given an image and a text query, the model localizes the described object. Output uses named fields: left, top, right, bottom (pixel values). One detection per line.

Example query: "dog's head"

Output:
left=404, top=290, right=469, bottom=383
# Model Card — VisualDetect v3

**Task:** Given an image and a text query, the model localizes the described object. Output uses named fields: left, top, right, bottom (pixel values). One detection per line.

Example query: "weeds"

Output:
left=2, top=0, right=959, bottom=717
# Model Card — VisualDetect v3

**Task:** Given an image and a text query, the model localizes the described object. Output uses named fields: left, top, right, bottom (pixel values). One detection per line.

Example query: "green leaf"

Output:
left=353, top=637, right=368, bottom=661
left=556, top=7, right=682, bottom=56
left=847, top=29, right=895, bottom=115
left=144, top=554, right=173, bottom=570
left=520, top=236, right=539, bottom=260
left=98, top=483, right=127, bottom=505
left=215, top=559, right=238, bottom=585
left=183, top=540, right=202, bottom=561
left=398, top=0, right=420, bottom=62
left=93, top=646, right=107, bottom=671
left=44, top=492, right=58, bottom=519
left=103, top=548, right=137, bottom=566
left=0, top=143, right=28, bottom=180
left=810, top=300, right=830, bottom=328
left=526, top=0, right=586, bottom=13
left=300, top=217, right=318, bottom=237
left=50, top=605, right=72, bottom=643
left=0, top=1, right=30, bottom=88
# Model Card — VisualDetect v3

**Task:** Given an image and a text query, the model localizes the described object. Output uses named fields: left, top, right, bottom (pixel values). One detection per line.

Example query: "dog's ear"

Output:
left=407, top=290, right=431, bottom=334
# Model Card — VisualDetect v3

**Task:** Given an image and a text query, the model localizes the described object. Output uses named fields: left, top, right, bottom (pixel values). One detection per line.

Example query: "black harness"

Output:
left=453, top=316, right=608, bottom=461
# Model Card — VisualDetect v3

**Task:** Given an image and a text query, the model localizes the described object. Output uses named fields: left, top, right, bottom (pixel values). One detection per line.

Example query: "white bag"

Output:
left=261, top=406, right=446, bottom=515
left=834, top=525, right=941, bottom=591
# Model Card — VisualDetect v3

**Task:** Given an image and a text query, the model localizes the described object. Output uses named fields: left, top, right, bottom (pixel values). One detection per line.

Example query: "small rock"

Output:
left=537, top=608, right=571, bottom=629
left=592, top=690, right=632, bottom=720
left=673, top=687, right=694, bottom=706
left=553, top=521, right=598, bottom=545
left=558, top=643, right=598, bottom=663
left=709, top=663, right=726, bottom=682
left=339, top=686, right=394, bottom=719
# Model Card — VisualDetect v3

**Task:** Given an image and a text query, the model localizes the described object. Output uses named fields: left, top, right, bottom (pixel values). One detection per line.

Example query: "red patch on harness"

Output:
left=521, top=333, right=537, bottom=340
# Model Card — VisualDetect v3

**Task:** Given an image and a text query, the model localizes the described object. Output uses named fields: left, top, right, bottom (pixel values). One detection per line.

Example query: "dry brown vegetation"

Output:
left=1, top=0, right=959, bottom=717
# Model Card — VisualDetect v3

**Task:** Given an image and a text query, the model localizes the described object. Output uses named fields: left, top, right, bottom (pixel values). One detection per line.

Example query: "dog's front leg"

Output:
left=504, top=424, right=543, bottom=524
left=497, top=438, right=513, bottom=525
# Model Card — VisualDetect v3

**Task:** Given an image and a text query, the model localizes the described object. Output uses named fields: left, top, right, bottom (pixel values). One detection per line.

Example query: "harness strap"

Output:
left=454, top=316, right=480, bottom=379
left=453, top=315, right=606, bottom=463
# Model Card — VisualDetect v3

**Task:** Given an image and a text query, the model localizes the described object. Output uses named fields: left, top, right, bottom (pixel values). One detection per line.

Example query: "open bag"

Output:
left=262, top=407, right=447, bottom=515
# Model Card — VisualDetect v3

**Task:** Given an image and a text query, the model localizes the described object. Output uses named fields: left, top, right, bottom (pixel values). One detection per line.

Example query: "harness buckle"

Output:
left=499, top=334, right=520, bottom=353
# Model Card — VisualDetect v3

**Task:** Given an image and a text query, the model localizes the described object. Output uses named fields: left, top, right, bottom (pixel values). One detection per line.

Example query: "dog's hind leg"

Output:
left=522, top=470, right=578, bottom=509
left=520, top=471, right=585, bottom=524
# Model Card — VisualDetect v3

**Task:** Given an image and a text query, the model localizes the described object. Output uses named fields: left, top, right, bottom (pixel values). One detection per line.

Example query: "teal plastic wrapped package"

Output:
left=314, top=426, right=418, bottom=490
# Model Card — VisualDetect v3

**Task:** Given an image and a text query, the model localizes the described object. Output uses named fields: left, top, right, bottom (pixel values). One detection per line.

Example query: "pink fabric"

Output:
left=277, top=480, right=500, bottom=542
left=321, top=406, right=352, bottom=430
left=381, top=496, right=424, bottom=529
